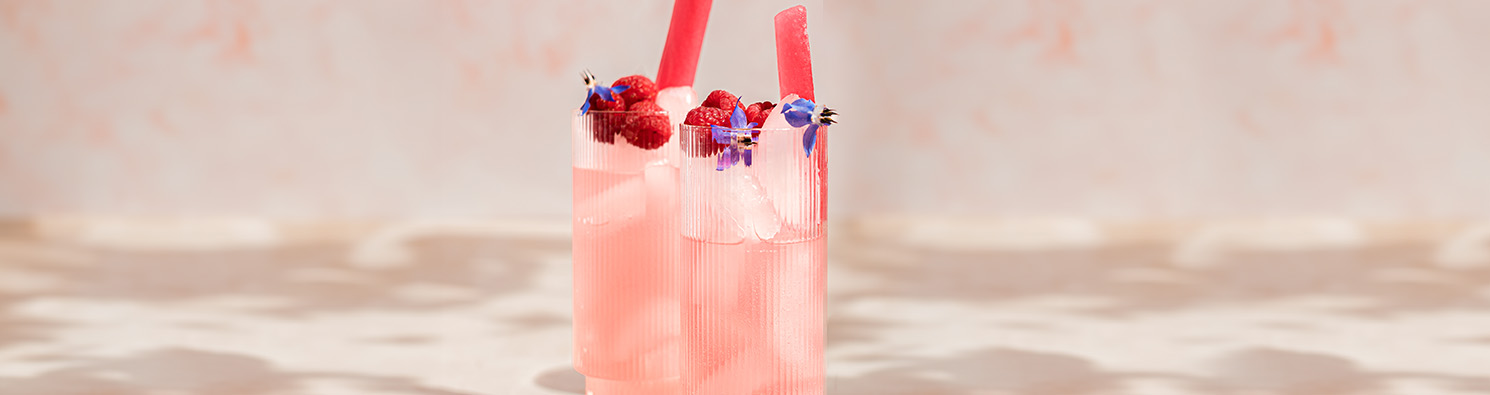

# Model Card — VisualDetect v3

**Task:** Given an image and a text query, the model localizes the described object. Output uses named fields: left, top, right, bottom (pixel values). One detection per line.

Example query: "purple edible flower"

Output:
left=780, top=97, right=836, bottom=157
left=712, top=98, right=760, bottom=171
left=578, top=70, right=630, bottom=115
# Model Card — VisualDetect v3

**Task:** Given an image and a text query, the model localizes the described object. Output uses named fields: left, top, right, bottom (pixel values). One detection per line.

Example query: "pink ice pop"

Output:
left=657, top=0, right=714, bottom=89
left=774, top=5, right=814, bottom=102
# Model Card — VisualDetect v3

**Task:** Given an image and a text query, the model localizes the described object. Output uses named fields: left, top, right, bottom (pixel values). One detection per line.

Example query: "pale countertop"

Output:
left=1, top=218, right=1489, bottom=394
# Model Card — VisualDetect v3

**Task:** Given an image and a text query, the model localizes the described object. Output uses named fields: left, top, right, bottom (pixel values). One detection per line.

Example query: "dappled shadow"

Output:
left=1, top=231, right=565, bottom=318
left=495, top=312, right=571, bottom=335
left=0, top=221, right=576, bottom=393
left=0, top=310, right=60, bottom=350
left=1189, top=347, right=1490, bottom=395
left=0, top=347, right=474, bottom=395
left=826, top=314, right=897, bottom=346
left=532, top=365, right=585, bottom=394
left=831, top=347, right=1130, bottom=395
left=831, top=235, right=1490, bottom=317
left=830, top=346, right=1490, bottom=395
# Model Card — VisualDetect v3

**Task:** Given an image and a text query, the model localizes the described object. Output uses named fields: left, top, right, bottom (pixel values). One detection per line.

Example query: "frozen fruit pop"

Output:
left=774, top=5, right=814, bottom=102
left=657, top=0, right=714, bottom=89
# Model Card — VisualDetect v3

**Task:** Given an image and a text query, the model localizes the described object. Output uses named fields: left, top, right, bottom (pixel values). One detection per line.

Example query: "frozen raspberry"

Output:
left=700, top=90, right=739, bottom=112
left=587, top=91, right=627, bottom=112
left=684, top=106, right=731, bottom=156
left=622, top=103, right=671, bottom=150
left=683, top=106, right=730, bottom=127
left=586, top=93, right=627, bottom=143
left=627, top=100, right=658, bottom=112
left=612, top=75, right=657, bottom=104
left=744, top=101, right=775, bottom=127
left=589, top=115, right=625, bottom=144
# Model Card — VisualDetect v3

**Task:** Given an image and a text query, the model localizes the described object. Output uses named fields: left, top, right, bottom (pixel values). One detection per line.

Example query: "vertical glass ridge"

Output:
left=680, top=125, right=827, bottom=394
left=571, top=110, right=681, bottom=391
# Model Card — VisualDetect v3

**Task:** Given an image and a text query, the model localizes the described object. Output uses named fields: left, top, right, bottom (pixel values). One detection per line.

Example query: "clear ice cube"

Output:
left=683, top=155, right=746, bottom=244
left=655, top=87, right=696, bottom=166
left=727, top=169, right=783, bottom=241
left=756, top=94, right=818, bottom=240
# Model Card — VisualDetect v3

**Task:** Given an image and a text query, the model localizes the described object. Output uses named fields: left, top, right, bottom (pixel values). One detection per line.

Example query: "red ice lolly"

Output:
left=774, top=5, right=814, bottom=102
left=657, top=0, right=714, bottom=89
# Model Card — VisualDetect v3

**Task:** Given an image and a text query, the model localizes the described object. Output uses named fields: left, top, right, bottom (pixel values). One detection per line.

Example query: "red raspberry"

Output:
left=621, top=101, right=671, bottom=150
left=627, top=100, right=659, bottom=112
left=586, top=93, right=627, bottom=144
left=700, top=90, right=739, bottom=112
left=744, top=101, right=775, bottom=127
left=682, top=104, right=730, bottom=125
left=612, top=75, right=657, bottom=104
left=683, top=106, right=731, bottom=156
left=683, top=106, right=730, bottom=127
left=587, top=91, right=627, bottom=112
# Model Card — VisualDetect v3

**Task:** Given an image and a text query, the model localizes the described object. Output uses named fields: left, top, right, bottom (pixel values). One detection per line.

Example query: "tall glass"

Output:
left=571, top=86, right=691, bottom=394
left=679, top=122, right=827, bottom=394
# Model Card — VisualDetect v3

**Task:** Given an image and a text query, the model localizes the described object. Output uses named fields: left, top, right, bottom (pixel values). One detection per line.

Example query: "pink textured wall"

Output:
left=830, top=0, right=1490, bottom=219
left=2, top=0, right=1489, bottom=219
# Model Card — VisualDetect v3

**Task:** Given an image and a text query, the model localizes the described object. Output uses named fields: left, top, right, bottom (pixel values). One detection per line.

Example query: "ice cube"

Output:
left=655, top=87, right=696, bottom=123
left=756, top=95, right=819, bottom=240
left=761, top=94, right=799, bottom=130
left=727, top=169, right=783, bottom=241
left=693, top=347, right=771, bottom=395
left=682, top=155, right=746, bottom=244
left=654, top=87, right=697, bottom=166
left=625, top=296, right=680, bottom=373
left=574, top=175, right=646, bottom=226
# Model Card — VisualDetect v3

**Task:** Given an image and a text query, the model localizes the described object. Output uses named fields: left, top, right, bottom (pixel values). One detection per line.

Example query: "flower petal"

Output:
left=716, top=147, right=734, bottom=171
left=596, top=86, right=616, bottom=102
left=784, top=108, right=813, bottom=127
left=802, top=124, right=819, bottom=157
left=790, top=98, right=816, bottom=112
left=580, top=96, right=592, bottom=115
left=712, top=125, right=735, bottom=144
left=730, top=99, right=749, bottom=129
left=612, top=85, right=630, bottom=94
left=743, top=149, right=753, bottom=166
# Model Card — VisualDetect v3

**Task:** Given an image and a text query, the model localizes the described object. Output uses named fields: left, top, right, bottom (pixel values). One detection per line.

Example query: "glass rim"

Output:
left=677, top=124, right=810, bottom=132
left=572, top=109, right=668, bottom=116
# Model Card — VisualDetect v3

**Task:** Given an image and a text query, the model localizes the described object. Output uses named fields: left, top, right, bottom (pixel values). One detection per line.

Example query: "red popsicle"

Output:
left=774, top=5, right=814, bottom=102
left=657, top=0, right=714, bottom=89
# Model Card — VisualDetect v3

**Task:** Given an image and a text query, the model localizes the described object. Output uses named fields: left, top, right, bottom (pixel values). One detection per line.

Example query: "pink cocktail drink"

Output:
left=679, top=113, right=828, bottom=394
left=572, top=85, right=693, bottom=393
left=573, top=0, right=712, bottom=391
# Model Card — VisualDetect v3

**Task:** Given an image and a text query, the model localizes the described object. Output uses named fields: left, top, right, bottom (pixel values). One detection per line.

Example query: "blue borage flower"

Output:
left=780, top=98, right=836, bottom=157
left=578, top=70, right=629, bottom=115
left=712, top=98, right=759, bottom=171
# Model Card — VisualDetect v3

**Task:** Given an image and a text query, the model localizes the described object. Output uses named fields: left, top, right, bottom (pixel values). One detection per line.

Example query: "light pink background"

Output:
left=2, top=0, right=1489, bottom=219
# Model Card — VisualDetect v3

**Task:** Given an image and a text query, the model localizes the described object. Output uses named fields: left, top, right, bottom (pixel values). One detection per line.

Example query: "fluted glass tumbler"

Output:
left=571, top=109, right=682, bottom=394
left=679, top=123, right=827, bottom=395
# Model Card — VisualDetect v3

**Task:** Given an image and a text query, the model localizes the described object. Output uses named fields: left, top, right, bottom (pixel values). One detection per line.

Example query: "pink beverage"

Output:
left=572, top=86, right=694, bottom=395
left=678, top=108, right=828, bottom=394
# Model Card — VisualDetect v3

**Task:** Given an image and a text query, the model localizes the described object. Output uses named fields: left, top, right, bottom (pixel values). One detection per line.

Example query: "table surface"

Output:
left=1, top=218, right=1489, bottom=394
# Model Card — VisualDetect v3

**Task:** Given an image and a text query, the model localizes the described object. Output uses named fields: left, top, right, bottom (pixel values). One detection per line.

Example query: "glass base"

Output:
left=585, top=376, right=681, bottom=395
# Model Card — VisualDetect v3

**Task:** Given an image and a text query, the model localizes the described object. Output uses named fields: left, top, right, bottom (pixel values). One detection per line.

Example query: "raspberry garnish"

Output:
left=684, top=106, right=731, bottom=156
left=586, top=91, right=627, bottom=112
left=700, top=90, right=739, bottom=112
left=584, top=93, right=628, bottom=144
left=613, top=75, right=657, bottom=104
left=744, top=100, right=775, bottom=127
left=621, top=101, right=671, bottom=150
